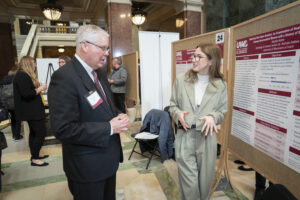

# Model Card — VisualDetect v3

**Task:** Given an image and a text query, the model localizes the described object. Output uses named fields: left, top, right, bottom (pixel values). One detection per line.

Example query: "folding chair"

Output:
left=128, top=132, right=160, bottom=169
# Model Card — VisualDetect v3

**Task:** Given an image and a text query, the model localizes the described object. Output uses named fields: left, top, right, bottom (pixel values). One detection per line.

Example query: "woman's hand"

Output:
left=198, top=115, right=217, bottom=136
left=178, top=111, right=189, bottom=131
left=35, top=84, right=47, bottom=94
left=40, top=83, right=47, bottom=91
left=108, top=79, right=114, bottom=84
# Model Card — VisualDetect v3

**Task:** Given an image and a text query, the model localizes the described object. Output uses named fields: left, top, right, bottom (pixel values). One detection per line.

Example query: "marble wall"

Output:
left=205, top=0, right=296, bottom=33
left=176, top=11, right=201, bottom=39
left=0, top=23, right=14, bottom=79
left=106, top=3, right=132, bottom=58
left=265, top=0, right=297, bottom=12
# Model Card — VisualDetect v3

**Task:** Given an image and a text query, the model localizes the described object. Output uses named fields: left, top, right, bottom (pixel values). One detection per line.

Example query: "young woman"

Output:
left=169, top=44, right=227, bottom=200
left=14, top=56, right=49, bottom=166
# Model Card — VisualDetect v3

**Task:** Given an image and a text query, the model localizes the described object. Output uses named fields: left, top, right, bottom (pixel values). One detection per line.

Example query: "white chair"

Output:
left=128, top=132, right=160, bottom=169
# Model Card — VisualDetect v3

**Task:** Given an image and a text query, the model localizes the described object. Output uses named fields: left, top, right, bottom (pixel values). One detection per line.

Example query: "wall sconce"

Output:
left=176, top=19, right=184, bottom=28
left=58, top=48, right=65, bottom=53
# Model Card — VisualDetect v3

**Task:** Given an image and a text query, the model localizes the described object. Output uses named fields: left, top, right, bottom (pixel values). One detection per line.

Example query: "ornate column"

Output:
left=36, top=46, right=43, bottom=58
left=105, top=0, right=132, bottom=58
left=176, top=0, right=203, bottom=39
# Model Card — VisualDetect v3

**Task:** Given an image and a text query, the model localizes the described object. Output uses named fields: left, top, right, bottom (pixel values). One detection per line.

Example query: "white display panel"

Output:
left=159, top=32, right=180, bottom=110
left=36, top=58, right=59, bottom=101
left=139, top=31, right=179, bottom=119
left=139, top=31, right=161, bottom=120
left=36, top=58, right=59, bottom=88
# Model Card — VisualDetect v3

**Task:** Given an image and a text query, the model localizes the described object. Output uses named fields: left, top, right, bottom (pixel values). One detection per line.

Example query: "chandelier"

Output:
left=131, top=10, right=147, bottom=26
left=40, top=0, right=63, bottom=21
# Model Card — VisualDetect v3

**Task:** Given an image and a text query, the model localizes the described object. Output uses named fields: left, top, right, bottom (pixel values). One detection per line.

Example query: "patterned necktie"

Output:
left=92, top=70, right=108, bottom=103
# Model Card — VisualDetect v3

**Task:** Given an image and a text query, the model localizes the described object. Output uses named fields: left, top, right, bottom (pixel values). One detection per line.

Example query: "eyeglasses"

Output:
left=84, top=41, right=110, bottom=52
left=191, top=55, right=207, bottom=61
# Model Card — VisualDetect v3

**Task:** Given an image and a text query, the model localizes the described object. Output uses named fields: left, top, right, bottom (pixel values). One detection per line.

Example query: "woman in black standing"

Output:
left=14, top=56, right=49, bottom=166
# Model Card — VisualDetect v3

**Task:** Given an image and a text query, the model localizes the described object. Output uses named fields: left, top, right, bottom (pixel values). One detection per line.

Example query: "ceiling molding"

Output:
left=39, top=40, right=76, bottom=47
left=1, top=0, right=181, bottom=33
left=107, top=0, right=131, bottom=5
left=133, top=0, right=182, bottom=6
left=175, top=0, right=203, bottom=14
left=83, top=0, right=92, bottom=11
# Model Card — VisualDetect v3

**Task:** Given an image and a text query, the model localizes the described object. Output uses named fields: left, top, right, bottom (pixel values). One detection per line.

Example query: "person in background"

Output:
left=0, top=64, right=23, bottom=141
left=169, top=43, right=227, bottom=200
left=58, top=55, right=71, bottom=67
left=14, top=56, right=49, bottom=167
left=108, top=57, right=127, bottom=113
left=48, top=25, right=129, bottom=200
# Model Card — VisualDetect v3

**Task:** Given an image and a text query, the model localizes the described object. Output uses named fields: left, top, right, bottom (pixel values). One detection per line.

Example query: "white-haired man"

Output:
left=48, top=24, right=129, bottom=200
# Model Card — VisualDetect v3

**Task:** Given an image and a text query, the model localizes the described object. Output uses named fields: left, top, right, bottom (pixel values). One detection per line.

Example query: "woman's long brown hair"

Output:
left=19, top=56, right=40, bottom=88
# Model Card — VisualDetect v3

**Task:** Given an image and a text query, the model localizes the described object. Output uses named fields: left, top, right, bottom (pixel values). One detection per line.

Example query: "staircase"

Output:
left=15, top=35, right=27, bottom=59
left=18, top=25, right=77, bottom=60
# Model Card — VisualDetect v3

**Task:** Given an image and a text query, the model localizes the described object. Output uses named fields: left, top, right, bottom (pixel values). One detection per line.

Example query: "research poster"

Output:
left=231, top=24, right=300, bottom=173
left=175, top=43, right=224, bottom=75
left=175, top=48, right=195, bottom=75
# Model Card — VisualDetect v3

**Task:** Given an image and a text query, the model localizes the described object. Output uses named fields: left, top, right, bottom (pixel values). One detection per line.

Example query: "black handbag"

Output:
left=0, top=131, right=7, bottom=150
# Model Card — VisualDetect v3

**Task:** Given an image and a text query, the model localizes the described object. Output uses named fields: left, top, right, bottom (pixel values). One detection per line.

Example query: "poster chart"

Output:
left=231, top=24, right=300, bottom=173
left=175, top=48, right=195, bottom=75
left=175, top=44, right=224, bottom=75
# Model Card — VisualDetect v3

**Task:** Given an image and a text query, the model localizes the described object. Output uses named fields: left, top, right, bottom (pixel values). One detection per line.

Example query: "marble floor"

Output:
left=0, top=121, right=256, bottom=200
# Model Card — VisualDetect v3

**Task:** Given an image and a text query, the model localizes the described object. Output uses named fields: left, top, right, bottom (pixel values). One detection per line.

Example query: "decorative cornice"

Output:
left=175, top=0, right=203, bottom=14
left=107, top=0, right=131, bottom=5
left=91, top=18, right=106, bottom=28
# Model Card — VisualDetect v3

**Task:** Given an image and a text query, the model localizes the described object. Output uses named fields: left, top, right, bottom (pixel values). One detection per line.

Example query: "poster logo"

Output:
left=236, top=40, right=248, bottom=48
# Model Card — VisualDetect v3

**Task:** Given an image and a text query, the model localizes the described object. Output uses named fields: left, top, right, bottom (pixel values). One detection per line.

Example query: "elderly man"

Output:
left=48, top=25, right=129, bottom=200
left=108, top=57, right=127, bottom=113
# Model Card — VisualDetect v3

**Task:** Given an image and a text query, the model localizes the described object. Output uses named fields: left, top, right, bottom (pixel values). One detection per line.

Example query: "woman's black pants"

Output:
left=9, top=110, right=21, bottom=139
left=28, top=119, right=46, bottom=159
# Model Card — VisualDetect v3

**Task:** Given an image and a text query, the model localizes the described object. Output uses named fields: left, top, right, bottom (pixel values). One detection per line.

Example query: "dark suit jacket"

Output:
left=48, top=57, right=123, bottom=183
left=13, top=71, right=45, bottom=121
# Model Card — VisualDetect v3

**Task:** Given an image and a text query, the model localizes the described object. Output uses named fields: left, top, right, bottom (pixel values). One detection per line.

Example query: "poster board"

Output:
left=227, top=2, right=300, bottom=198
left=171, top=29, right=229, bottom=145
left=172, top=29, right=229, bottom=84
left=122, top=52, right=139, bottom=103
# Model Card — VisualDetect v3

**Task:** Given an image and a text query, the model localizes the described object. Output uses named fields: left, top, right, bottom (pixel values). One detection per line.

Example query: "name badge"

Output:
left=85, top=90, right=102, bottom=109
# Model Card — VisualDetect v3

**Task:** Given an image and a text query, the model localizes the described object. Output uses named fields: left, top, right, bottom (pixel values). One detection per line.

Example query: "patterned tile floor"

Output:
left=0, top=121, right=255, bottom=200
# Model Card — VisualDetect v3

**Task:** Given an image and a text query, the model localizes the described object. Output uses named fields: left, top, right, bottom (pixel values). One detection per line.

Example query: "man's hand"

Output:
left=178, top=111, right=189, bottom=131
left=110, top=113, right=130, bottom=134
left=198, top=115, right=217, bottom=136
